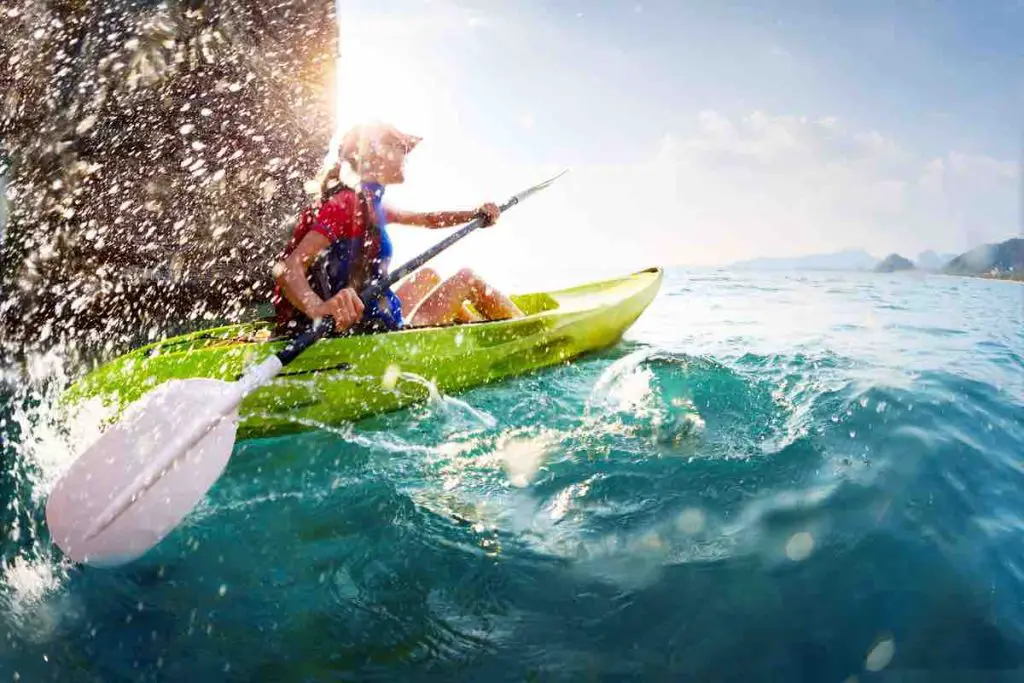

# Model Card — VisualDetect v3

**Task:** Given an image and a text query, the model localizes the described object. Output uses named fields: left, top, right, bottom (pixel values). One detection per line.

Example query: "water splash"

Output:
left=481, top=428, right=561, bottom=488
left=398, top=371, right=497, bottom=431
left=0, top=347, right=92, bottom=645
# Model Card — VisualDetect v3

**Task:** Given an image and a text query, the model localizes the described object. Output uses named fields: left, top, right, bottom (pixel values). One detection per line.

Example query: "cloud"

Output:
left=946, top=151, right=1017, bottom=180
left=509, top=110, right=1020, bottom=270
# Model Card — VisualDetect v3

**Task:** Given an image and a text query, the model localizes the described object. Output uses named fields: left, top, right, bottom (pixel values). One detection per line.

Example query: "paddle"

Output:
left=45, top=170, right=567, bottom=567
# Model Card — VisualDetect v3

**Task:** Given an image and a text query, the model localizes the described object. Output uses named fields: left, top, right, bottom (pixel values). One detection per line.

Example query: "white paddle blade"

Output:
left=46, top=378, right=242, bottom=567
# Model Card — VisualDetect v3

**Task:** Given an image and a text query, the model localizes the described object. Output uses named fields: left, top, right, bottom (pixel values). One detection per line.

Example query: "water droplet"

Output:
left=639, top=532, right=664, bottom=550
left=382, top=364, right=400, bottom=390
left=865, top=637, right=895, bottom=671
left=677, top=507, right=705, bottom=534
left=76, top=115, right=97, bottom=135
left=785, top=531, right=814, bottom=561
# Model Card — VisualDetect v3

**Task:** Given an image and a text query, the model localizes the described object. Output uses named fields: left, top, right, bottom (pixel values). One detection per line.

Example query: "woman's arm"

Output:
left=385, top=203, right=500, bottom=229
left=273, top=232, right=364, bottom=330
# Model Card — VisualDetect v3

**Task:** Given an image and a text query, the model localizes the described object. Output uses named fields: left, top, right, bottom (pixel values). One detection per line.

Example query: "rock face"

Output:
left=943, top=238, right=1024, bottom=279
left=0, top=0, right=338, bottom=355
left=874, top=254, right=916, bottom=273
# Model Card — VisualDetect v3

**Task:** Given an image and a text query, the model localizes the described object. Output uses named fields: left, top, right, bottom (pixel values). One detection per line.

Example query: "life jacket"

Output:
left=272, top=183, right=400, bottom=334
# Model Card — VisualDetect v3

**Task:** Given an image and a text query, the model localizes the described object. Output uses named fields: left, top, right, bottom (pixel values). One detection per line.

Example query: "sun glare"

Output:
left=322, top=10, right=576, bottom=289
left=332, top=17, right=451, bottom=154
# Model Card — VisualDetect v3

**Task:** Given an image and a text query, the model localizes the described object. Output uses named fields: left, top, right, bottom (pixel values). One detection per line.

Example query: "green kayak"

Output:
left=62, top=267, right=663, bottom=440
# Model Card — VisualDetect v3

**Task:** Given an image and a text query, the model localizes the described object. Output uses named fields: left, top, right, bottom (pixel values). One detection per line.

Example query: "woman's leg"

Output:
left=409, top=268, right=523, bottom=327
left=394, top=267, right=442, bottom=319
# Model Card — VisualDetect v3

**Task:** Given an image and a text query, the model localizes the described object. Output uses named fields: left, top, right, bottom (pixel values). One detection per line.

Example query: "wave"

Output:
left=1, top=329, right=1024, bottom=678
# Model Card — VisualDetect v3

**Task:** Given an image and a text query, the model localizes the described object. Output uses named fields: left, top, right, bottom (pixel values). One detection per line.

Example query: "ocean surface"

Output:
left=1, top=268, right=1023, bottom=681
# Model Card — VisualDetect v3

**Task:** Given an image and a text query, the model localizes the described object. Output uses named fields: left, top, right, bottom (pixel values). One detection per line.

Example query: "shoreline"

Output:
left=973, top=273, right=1024, bottom=283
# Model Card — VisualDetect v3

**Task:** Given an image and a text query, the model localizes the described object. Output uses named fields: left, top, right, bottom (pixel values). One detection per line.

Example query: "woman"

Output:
left=272, top=122, right=524, bottom=335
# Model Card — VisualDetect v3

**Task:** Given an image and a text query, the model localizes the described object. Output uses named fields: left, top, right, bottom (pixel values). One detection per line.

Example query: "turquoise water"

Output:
left=2, top=268, right=1023, bottom=681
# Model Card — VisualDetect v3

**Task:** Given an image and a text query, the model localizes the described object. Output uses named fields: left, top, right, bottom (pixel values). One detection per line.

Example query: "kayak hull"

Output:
left=62, top=268, right=663, bottom=440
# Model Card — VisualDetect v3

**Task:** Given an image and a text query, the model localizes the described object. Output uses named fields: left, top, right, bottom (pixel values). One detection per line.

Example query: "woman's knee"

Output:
left=453, top=267, right=481, bottom=285
left=414, top=267, right=442, bottom=286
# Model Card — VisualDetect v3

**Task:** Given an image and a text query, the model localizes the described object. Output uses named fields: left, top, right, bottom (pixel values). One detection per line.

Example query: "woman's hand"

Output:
left=478, top=202, right=501, bottom=227
left=313, top=288, right=365, bottom=332
left=386, top=204, right=502, bottom=229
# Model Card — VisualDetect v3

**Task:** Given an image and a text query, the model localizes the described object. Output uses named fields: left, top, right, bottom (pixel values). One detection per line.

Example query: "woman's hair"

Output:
left=315, top=127, right=368, bottom=201
left=317, top=160, right=344, bottom=202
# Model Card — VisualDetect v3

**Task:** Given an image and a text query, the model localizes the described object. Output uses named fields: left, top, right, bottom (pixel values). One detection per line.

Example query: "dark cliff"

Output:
left=0, top=0, right=338, bottom=355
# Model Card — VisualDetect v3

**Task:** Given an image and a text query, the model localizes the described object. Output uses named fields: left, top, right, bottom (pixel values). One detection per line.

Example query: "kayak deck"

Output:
left=63, top=267, right=663, bottom=439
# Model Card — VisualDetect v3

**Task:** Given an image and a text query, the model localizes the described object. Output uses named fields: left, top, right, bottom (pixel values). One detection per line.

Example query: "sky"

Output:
left=333, top=0, right=1021, bottom=288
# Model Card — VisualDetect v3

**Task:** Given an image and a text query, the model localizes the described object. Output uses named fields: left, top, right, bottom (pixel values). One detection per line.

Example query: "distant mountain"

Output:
left=730, top=249, right=880, bottom=272
left=874, top=254, right=915, bottom=273
left=915, top=250, right=958, bottom=272
left=943, top=238, right=1024, bottom=278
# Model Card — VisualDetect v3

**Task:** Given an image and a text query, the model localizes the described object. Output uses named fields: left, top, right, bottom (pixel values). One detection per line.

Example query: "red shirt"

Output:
left=271, top=190, right=368, bottom=329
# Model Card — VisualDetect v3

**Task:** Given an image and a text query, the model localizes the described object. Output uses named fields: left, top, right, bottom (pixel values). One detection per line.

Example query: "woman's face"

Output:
left=359, top=137, right=410, bottom=185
